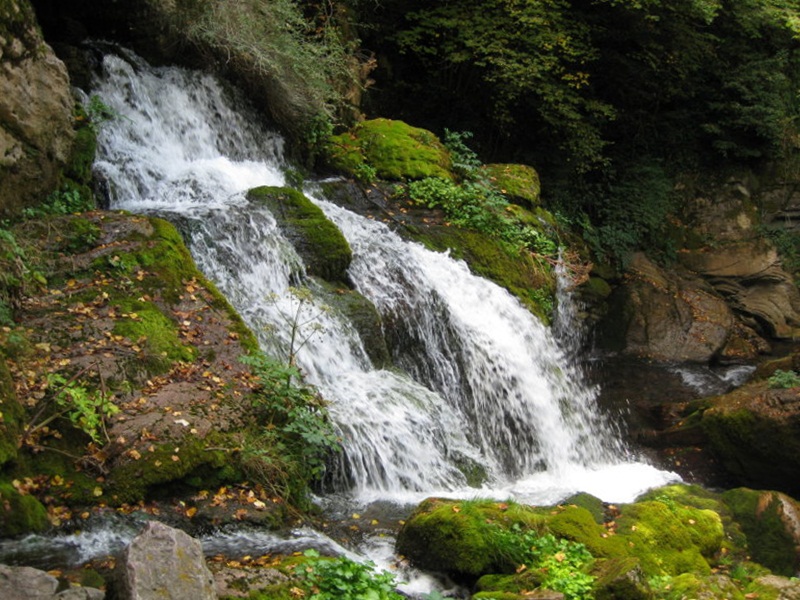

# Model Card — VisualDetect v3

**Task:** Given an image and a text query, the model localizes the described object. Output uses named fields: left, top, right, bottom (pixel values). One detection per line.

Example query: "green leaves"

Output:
left=296, top=550, right=404, bottom=600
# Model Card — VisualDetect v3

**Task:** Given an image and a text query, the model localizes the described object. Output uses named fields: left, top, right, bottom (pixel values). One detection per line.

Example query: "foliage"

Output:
left=180, top=0, right=359, bottom=147
left=21, top=187, right=94, bottom=219
left=496, top=528, right=596, bottom=600
left=295, top=549, right=404, bottom=600
left=0, top=227, right=44, bottom=326
left=24, top=371, right=118, bottom=445
left=575, top=162, right=676, bottom=266
left=240, top=351, right=340, bottom=500
left=768, top=369, right=800, bottom=389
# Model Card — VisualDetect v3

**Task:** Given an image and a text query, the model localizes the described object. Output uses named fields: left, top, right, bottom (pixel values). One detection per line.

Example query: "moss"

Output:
left=668, top=573, right=745, bottom=600
left=112, top=299, right=196, bottom=373
left=64, top=118, right=97, bottom=188
left=106, top=435, right=232, bottom=505
left=57, top=217, right=101, bottom=253
left=395, top=498, right=545, bottom=579
left=701, top=397, right=800, bottom=492
left=547, top=505, right=628, bottom=559
left=408, top=225, right=555, bottom=321
left=326, top=119, right=454, bottom=181
left=481, top=163, right=541, bottom=208
left=592, top=557, right=652, bottom=600
left=247, top=186, right=352, bottom=283
left=583, top=276, right=613, bottom=300
left=615, top=499, right=723, bottom=576
left=0, top=356, right=23, bottom=466
left=0, top=481, right=49, bottom=536
left=563, top=492, right=606, bottom=524
left=722, top=488, right=800, bottom=576
left=314, top=279, right=390, bottom=367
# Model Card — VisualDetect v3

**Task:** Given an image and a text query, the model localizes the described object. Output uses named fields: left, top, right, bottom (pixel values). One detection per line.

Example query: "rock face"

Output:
left=602, top=176, right=800, bottom=362
left=115, top=521, right=216, bottom=600
left=0, top=0, right=75, bottom=218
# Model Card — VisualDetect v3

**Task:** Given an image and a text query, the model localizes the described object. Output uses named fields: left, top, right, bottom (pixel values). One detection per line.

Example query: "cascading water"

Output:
left=90, top=47, right=678, bottom=507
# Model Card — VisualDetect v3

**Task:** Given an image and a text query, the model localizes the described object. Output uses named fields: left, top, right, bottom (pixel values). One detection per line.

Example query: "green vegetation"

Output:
left=294, top=549, right=404, bottom=600
left=0, top=227, right=43, bottom=326
left=239, top=351, right=340, bottom=506
left=767, top=369, right=800, bottom=389
left=326, top=118, right=454, bottom=181
left=247, top=186, right=352, bottom=283
left=176, top=0, right=359, bottom=153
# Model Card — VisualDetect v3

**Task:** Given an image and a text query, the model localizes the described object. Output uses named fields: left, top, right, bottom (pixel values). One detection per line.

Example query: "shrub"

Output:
left=768, top=369, right=800, bottom=389
left=295, top=550, right=404, bottom=600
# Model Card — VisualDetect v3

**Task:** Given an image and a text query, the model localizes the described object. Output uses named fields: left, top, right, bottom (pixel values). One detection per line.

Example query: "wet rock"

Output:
left=0, top=0, right=76, bottom=218
left=755, top=574, right=800, bottom=599
left=603, top=253, right=735, bottom=362
left=115, top=521, right=216, bottom=600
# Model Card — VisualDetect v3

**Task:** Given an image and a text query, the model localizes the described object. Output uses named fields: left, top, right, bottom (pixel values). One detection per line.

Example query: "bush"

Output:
left=768, top=369, right=800, bottom=389
left=295, top=550, right=404, bottom=600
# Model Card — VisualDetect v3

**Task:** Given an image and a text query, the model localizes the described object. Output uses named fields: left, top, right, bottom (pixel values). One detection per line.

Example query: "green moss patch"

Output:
left=326, top=119, right=454, bottom=181
left=615, top=498, right=723, bottom=576
left=481, top=163, right=541, bottom=208
left=396, top=498, right=546, bottom=578
left=409, top=225, right=556, bottom=321
left=247, top=186, right=352, bottom=283
left=722, top=488, right=800, bottom=576
left=0, top=481, right=49, bottom=536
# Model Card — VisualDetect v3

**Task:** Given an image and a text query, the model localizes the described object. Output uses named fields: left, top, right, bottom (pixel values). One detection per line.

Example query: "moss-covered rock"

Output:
left=247, top=186, right=352, bottom=283
left=0, top=481, right=49, bottom=536
left=0, top=357, right=23, bottom=467
left=408, top=225, right=556, bottom=322
left=614, top=498, right=724, bottom=576
left=700, top=381, right=800, bottom=496
left=547, top=505, right=627, bottom=559
left=481, top=163, right=541, bottom=208
left=326, top=119, right=454, bottom=182
left=395, top=498, right=545, bottom=579
left=314, top=279, right=390, bottom=367
left=722, top=488, right=800, bottom=576
left=592, top=557, right=652, bottom=600
left=667, top=573, right=744, bottom=600
left=473, top=571, right=546, bottom=599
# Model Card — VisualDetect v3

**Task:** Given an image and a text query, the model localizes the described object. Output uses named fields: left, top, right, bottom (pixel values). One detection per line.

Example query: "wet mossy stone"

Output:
left=546, top=505, right=628, bottom=559
left=247, top=186, right=352, bottom=283
left=326, top=118, right=454, bottom=181
left=106, top=436, right=232, bottom=505
left=592, top=557, right=652, bottom=600
left=473, top=571, right=547, bottom=599
left=615, top=498, right=724, bottom=576
left=722, top=488, right=800, bottom=576
left=481, top=163, right=541, bottom=208
left=395, top=498, right=545, bottom=579
left=314, top=279, right=390, bottom=368
left=668, top=573, right=745, bottom=600
left=408, top=225, right=555, bottom=322
left=0, top=482, right=49, bottom=536
left=0, top=357, right=23, bottom=466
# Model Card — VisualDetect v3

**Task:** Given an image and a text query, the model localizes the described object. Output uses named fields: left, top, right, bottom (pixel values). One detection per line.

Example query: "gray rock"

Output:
left=55, top=588, right=105, bottom=600
left=116, top=521, right=216, bottom=600
left=0, top=564, right=59, bottom=599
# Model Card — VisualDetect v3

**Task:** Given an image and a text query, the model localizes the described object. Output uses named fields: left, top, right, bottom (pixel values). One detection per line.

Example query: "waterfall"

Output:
left=91, top=48, right=677, bottom=505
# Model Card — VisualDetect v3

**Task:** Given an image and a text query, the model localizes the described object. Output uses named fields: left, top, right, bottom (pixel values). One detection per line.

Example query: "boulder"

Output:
left=0, top=0, right=76, bottom=219
left=0, top=565, right=58, bottom=599
left=701, top=381, right=800, bottom=497
left=0, top=564, right=103, bottom=600
left=115, top=521, right=216, bottom=600
left=604, top=253, right=735, bottom=362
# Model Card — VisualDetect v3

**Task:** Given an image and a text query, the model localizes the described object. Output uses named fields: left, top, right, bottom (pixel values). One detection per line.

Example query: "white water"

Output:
left=91, top=49, right=678, bottom=507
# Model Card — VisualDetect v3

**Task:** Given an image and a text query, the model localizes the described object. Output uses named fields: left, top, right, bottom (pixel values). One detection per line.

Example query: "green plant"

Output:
left=768, top=369, right=800, bottom=389
left=240, top=351, right=340, bottom=496
left=496, top=528, right=595, bottom=600
left=24, top=369, right=119, bottom=445
left=0, top=228, right=44, bottom=325
left=443, top=129, right=482, bottom=180
left=295, top=549, right=404, bottom=600
left=22, top=187, right=93, bottom=219
left=83, top=95, right=119, bottom=134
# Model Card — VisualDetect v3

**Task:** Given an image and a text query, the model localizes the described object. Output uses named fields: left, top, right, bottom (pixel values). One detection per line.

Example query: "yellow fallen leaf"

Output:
left=93, top=486, right=103, bottom=497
